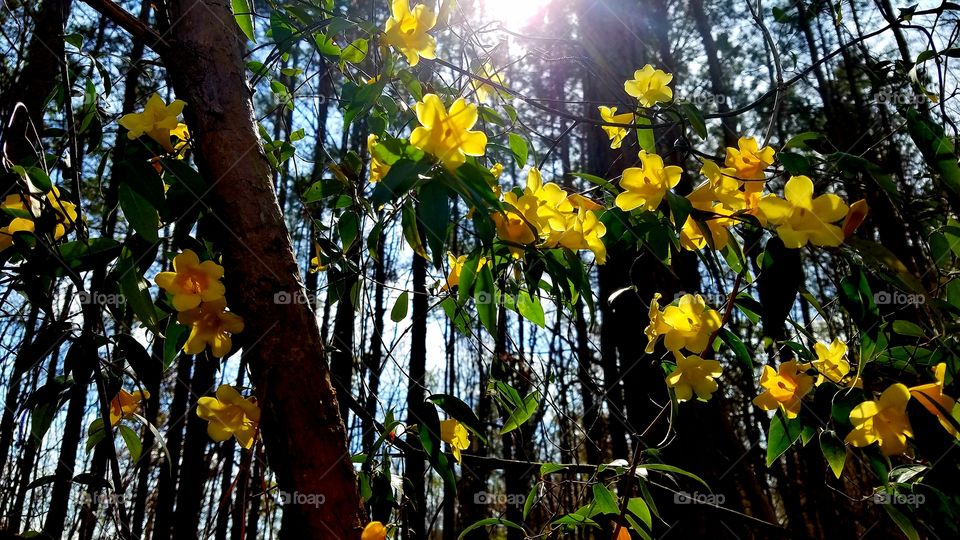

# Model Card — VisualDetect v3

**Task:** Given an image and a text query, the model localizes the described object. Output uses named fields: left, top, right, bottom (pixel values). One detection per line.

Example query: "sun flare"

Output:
left=480, top=0, right=553, bottom=29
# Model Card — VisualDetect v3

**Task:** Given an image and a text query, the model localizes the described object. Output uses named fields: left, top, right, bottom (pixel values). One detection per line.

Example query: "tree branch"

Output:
left=81, top=0, right=170, bottom=55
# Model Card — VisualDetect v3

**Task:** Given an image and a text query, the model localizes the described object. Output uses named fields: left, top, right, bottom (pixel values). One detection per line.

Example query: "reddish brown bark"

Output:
left=82, top=0, right=364, bottom=536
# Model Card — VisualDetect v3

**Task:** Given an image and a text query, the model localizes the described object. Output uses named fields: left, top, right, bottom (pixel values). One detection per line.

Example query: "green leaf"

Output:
left=418, top=181, right=451, bottom=269
left=343, top=76, right=386, bottom=126
left=719, top=328, right=752, bottom=369
left=678, top=102, right=706, bottom=139
left=391, top=291, right=409, bottom=322
left=457, top=518, right=524, bottom=540
left=627, top=497, right=652, bottom=529
left=118, top=183, right=159, bottom=243
left=338, top=211, right=359, bottom=251
left=819, top=430, right=847, bottom=479
left=474, top=263, right=497, bottom=336
left=500, top=391, right=539, bottom=435
left=341, top=38, right=368, bottom=63
left=163, top=318, right=188, bottom=370
left=508, top=133, right=529, bottom=166
left=766, top=413, right=802, bottom=467
left=591, top=484, right=620, bottom=515
left=119, top=425, right=142, bottom=463
left=231, top=0, right=256, bottom=42
left=634, top=463, right=709, bottom=488
left=635, top=116, right=655, bottom=153
left=540, top=463, right=566, bottom=476
left=302, top=179, right=344, bottom=202
left=782, top=131, right=822, bottom=150
left=904, top=108, right=960, bottom=201
left=116, top=248, right=160, bottom=332
left=371, top=159, right=429, bottom=207
left=882, top=504, right=920, bottom=540
left=778, top=152, right=812, bottom=175
left=892, top=320, right=924, bottom=337
left=401, top=203, right=428, bottom=260
left=517, top=291, right=545, bottom=328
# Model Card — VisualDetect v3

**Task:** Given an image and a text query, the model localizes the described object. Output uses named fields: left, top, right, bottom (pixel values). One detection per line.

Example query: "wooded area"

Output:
left=0, top=0, right=958, bottom=538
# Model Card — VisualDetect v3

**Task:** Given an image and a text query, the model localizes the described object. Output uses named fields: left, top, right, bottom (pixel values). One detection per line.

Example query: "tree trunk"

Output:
left=137, top=1, right=364, bottom=535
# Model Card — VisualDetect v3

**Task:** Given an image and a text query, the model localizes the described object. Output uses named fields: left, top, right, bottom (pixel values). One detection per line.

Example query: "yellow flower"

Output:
left=666, top=351, right=723, bottom=402
left=567, top=193, right=602, bottom=212
left=155, top=249, right=227, bottom=311
left=548, top=208, right=607, bottom=264
left=309, top=244, right=328, bottom=273
left=522, top=167, right=575, bottom=233
left=679, top=205, right=733, bottom=252
left=410, top=94, right=488, bottom=171
left=758, top=176, right=849, bottom=248
left=492, top=205, right=537, bottom=252
left=361, top=521, right=388, bottom=540
left=177, top=298, right=245, bottom=358
left=753, top=360, right=814, bottom=419
left=647, top=294, right=722, bottom=354
left=691, top=160, right=743, bottom=211
left=846, top=383, right=914, bottom=456
left=109, top=389, right=150, bottom=426
left=367, top=134, right=391, bottom=183
left=439, top=419, right=470, bottom=463
left=196, top=384, right=260, bottom=449
left=644, top=293, right=670, bottom=353
left=444, top=253, right=487, bottom=290
left=842, top=198, right=869, bottom=238
left=598, top=106, right=634, bottom=149
left=118, top=93, right=187, bottom=152
left=47, top=187, right=78, bottom=239
left=909, top=363, right=959, bottom=439
left=615, top=151, right=682, bottom=212
left=490, top=162, right=504, bottom=179
left=624, top=64, right=673, bottom=107
left=382, top=0, right=437, bottom=66
left=811, top=338, right=851, bottom=386
left=724, top=137, right=774, bottom=186
left=0, top=216, right=35, bottom=251
left=472, top=63, right=505, bottom=102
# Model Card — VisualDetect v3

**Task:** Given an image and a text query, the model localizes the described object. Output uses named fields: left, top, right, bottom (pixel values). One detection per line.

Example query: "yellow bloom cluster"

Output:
left=624, top=64, right=673, bottom=108
left=666, top=351, right=723, bottom=402
left=410, top=94, right=488, bottom=171
left=196, top=384, right=261, bottom=449
left=493, top=168, right=607, bottom=263
left=155, top=249, right=244, bottom=358
left=645, top=293, right=722, bottom=354
left=0, top=188, right=78, bottom=251
left=118, top=93, right=190, bottom=153
left=615, top=151, right=682, bottom=213
left=382, top=0, right=437, bottom=66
